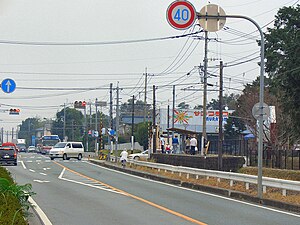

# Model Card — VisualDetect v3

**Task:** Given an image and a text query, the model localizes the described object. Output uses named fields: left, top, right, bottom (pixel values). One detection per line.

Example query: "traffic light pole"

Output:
left=197, top=13, right=265, bottom=199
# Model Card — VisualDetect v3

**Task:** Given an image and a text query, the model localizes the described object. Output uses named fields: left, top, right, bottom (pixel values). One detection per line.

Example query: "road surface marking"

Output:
left=87, top=161, right=300, bottom=219
left=28, top=196, right=52, bottom=225
left=55, top=161, right=207, bottom=225
left=29, top=169, right=36, bottom=173
left=33, top=180, right=50, bottom=183
left=39, top=173, right=47, bottom=176
left=20, top=161, right=27, bottom=169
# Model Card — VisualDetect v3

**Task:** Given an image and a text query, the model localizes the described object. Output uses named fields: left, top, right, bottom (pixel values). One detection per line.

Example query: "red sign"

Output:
left=166, top=1, right=196, bottom=30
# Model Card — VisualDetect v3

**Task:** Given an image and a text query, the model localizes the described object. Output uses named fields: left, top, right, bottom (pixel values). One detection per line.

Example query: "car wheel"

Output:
left=14, top=162, right=17, bottom=166
left=50, top=157, right=54, bottom=160
left=63, top=154, right=68, bottom=160
left=134, top=156, right=140, bottom=160
left=78, top=154, right=82, bottom=160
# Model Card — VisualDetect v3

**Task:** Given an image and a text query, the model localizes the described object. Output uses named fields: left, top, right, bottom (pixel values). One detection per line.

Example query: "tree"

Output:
left=51, top=107, right=84, bottom=141
left=264, top=4, right=300, bottom=141
left=18, top=117, right=43, bottom=145
left=207, top=93, right=239, bottom=110
left=135, top=122, right=149, bottom=150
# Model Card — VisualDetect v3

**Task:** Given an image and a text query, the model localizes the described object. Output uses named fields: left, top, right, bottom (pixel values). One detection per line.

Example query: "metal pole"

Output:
left=197, top=13, right=265, bottom=198
left=218, top=61, right=224, bottom=170
left=115, top=83, right=120, bottom=162
left=131, top=95, right=135, bottom=151
left=172, top=85, right=175, bottom=139
left=63, top=103, right=66, bottom=141
left=84, top=106, right=88, bottom=152
left=95, top=98, right=98, bottom=156
left=153, top=85, right=157, bottom=153
left=167, top=104, right=170, bottom=145
left=202, top=31, right=208, bottom=156
left=144, top=68, right=147, bottom=123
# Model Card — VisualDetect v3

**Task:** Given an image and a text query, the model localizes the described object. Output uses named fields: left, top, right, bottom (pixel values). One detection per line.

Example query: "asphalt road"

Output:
left=5, top=153, right=300, bottom=225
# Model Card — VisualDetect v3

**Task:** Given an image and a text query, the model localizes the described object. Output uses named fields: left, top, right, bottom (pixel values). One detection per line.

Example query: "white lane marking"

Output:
left=85, top=161, right=300, bottom=219
left=39, top=173, right=47, bottom=176
left=20, top=161, right=27, bottom=169
left=28, top=196, right=52, bottom=225
left=33, top=180, right=50, bottom=183
left=29, top=169, right=36, bottom=173
left=36, top=160, right=42, bottom=162
left=43, top=168, right=51, bottom=171
left=27, top=160, right=33, bottom=163
left=58, top=168, right=126, bottom=195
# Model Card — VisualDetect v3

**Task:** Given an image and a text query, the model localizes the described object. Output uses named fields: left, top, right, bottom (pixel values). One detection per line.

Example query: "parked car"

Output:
left=0, top=146, right=17, bottom=166
left=49, top=142, right=84, bottom=160
left=27, top=146, right=37, bottom=153
left=128, top=150, right=149, bottom=160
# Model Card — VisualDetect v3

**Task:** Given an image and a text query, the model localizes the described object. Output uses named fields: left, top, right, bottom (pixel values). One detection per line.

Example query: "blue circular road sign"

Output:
left=1, top=78, right=16, bottom=93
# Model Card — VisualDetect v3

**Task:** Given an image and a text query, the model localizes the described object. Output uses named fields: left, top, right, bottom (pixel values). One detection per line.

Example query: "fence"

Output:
left=208, top=139, right=300, bottom=170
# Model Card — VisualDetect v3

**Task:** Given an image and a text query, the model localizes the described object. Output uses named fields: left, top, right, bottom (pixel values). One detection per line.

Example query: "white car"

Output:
left=49, top=142, right=84, bottom=160
left=27, top=146, right=37, bottom=153
left=128, top=150, right=149, bottom=160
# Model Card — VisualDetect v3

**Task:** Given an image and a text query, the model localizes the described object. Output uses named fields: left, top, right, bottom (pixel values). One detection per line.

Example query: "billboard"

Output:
left=158, top=108, right=233, bottom=134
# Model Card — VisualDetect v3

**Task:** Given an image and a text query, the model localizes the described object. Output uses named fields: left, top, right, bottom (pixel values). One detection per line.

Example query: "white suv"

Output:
left=49, top=142, right=84, bottom=160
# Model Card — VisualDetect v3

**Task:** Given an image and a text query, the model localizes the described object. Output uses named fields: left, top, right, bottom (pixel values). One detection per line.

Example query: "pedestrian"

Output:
left=120, top=148, right=128, bottom=168
left=190, top=135, right=197, bottom=155
left=160, top=135, right=165, bottom=153
left=172, top=135, right=179, bottom=154
left=185, top=136, right=191, bottom=154
left=165, top=144, right=171, bottom=154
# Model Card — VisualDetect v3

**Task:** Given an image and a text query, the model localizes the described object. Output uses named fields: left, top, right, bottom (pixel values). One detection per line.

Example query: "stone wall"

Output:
left=151, top=154, right=245, bottom=172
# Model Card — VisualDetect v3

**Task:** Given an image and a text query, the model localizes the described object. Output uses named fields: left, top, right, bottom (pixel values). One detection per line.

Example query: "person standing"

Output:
left=190, top=136, right=197, bottom=155
left=160, top=135, right=165, bottom=153
left=172, top=135, right=179, bottom=154
left=185, top=136, right=191, bottom=154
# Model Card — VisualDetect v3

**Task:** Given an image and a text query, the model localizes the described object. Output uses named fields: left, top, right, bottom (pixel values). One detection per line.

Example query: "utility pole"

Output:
left=11, top=128, right=14, bottom=142
left=84, top=105, right=88, bottom=152
left=201, top=31, right=208, bottom=156
left=1, top=127, right=3, bottom=144
left=110, top=83, right=113, bottom=129
left=95, top=98, right=98, bottom=156
left=89, top=100, right=92, bottom=128
left=144, top=68, right=147, bottom=122
left=172, top=85, right=175, bottom=139
left=167, top=104, right=170, bottom=145
left=152, top=85, right=157, bottom=153
left=218, top=61, right=224, bottom=170
left=115, top=83, right=120, bottom=162
left=131, top=95, right=135, bottom=151
left=63, top=103, right=66, bottom=141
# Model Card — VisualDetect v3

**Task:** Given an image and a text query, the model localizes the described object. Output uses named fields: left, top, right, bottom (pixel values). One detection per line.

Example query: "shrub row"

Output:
left=0, top=166, right=30, bottom=225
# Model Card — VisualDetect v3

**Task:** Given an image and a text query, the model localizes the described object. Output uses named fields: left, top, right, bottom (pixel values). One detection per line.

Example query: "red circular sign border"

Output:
left=167, top=1, right=196, bottom=30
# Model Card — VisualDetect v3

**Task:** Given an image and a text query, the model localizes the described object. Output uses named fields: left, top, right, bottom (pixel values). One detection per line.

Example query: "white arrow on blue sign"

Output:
left=1, top=78, right=16, bottom=93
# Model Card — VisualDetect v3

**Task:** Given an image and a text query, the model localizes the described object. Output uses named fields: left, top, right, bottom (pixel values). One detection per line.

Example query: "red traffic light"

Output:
left=9, top=108, right=20, bottom=115
left=74, top=101, right=86, bottom=109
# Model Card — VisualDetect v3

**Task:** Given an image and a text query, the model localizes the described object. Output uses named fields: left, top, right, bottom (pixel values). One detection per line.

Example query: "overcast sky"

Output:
left=0, top=0, right=298, bottom=138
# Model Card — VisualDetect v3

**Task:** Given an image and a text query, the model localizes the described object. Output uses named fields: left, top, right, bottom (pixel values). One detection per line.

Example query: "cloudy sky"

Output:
left=0, top=0, right=298, bottom=139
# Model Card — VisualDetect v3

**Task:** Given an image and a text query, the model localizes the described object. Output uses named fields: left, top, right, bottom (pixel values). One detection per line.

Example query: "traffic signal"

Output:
left=74, top=101, right=86, bottom=109
left=9, top=108, right=20, bottom=115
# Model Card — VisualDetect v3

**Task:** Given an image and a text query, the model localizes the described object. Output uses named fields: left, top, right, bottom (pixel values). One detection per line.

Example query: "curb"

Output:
left=89, top=159, right=300, bottom=214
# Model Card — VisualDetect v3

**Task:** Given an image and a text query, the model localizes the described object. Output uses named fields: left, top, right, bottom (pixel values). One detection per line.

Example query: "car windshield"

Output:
left=53, top=143, right=66, bottom=148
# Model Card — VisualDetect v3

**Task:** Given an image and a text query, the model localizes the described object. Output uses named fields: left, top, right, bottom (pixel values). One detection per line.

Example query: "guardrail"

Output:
left=128, top=159, right=300, bottom=196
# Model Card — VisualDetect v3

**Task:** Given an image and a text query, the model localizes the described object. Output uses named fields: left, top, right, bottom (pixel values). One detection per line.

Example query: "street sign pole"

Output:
left=197, top=12, right=265, bottom=199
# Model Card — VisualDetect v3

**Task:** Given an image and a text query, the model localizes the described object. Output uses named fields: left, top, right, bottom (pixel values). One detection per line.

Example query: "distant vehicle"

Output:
left=38, top=135, right=60, bottom=154
left=128, top=150, right=149, bottom=160
left=49, top=142, right=84, bottom=160
left=0, top=146, right=17, bottom=166
left=17, top=139, right=27, bottom=152
left=27, top=146, right=37, bottom=153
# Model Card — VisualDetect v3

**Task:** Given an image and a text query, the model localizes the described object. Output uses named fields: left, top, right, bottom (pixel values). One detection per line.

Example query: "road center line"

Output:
left=20, top=161, right=27, bottom=169
left=54, top=161, right=207, bottom=225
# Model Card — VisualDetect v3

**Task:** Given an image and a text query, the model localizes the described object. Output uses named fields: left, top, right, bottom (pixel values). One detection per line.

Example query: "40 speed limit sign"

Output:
left=166, top=0, right=196, bottom=30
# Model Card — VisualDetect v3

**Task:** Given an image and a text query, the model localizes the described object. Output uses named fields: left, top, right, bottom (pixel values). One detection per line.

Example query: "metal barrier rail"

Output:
left=128, top=159, right=300, bottom=196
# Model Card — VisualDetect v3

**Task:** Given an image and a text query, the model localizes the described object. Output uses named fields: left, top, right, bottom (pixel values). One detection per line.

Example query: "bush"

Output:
left=0, top=166, right=35, bottom=224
